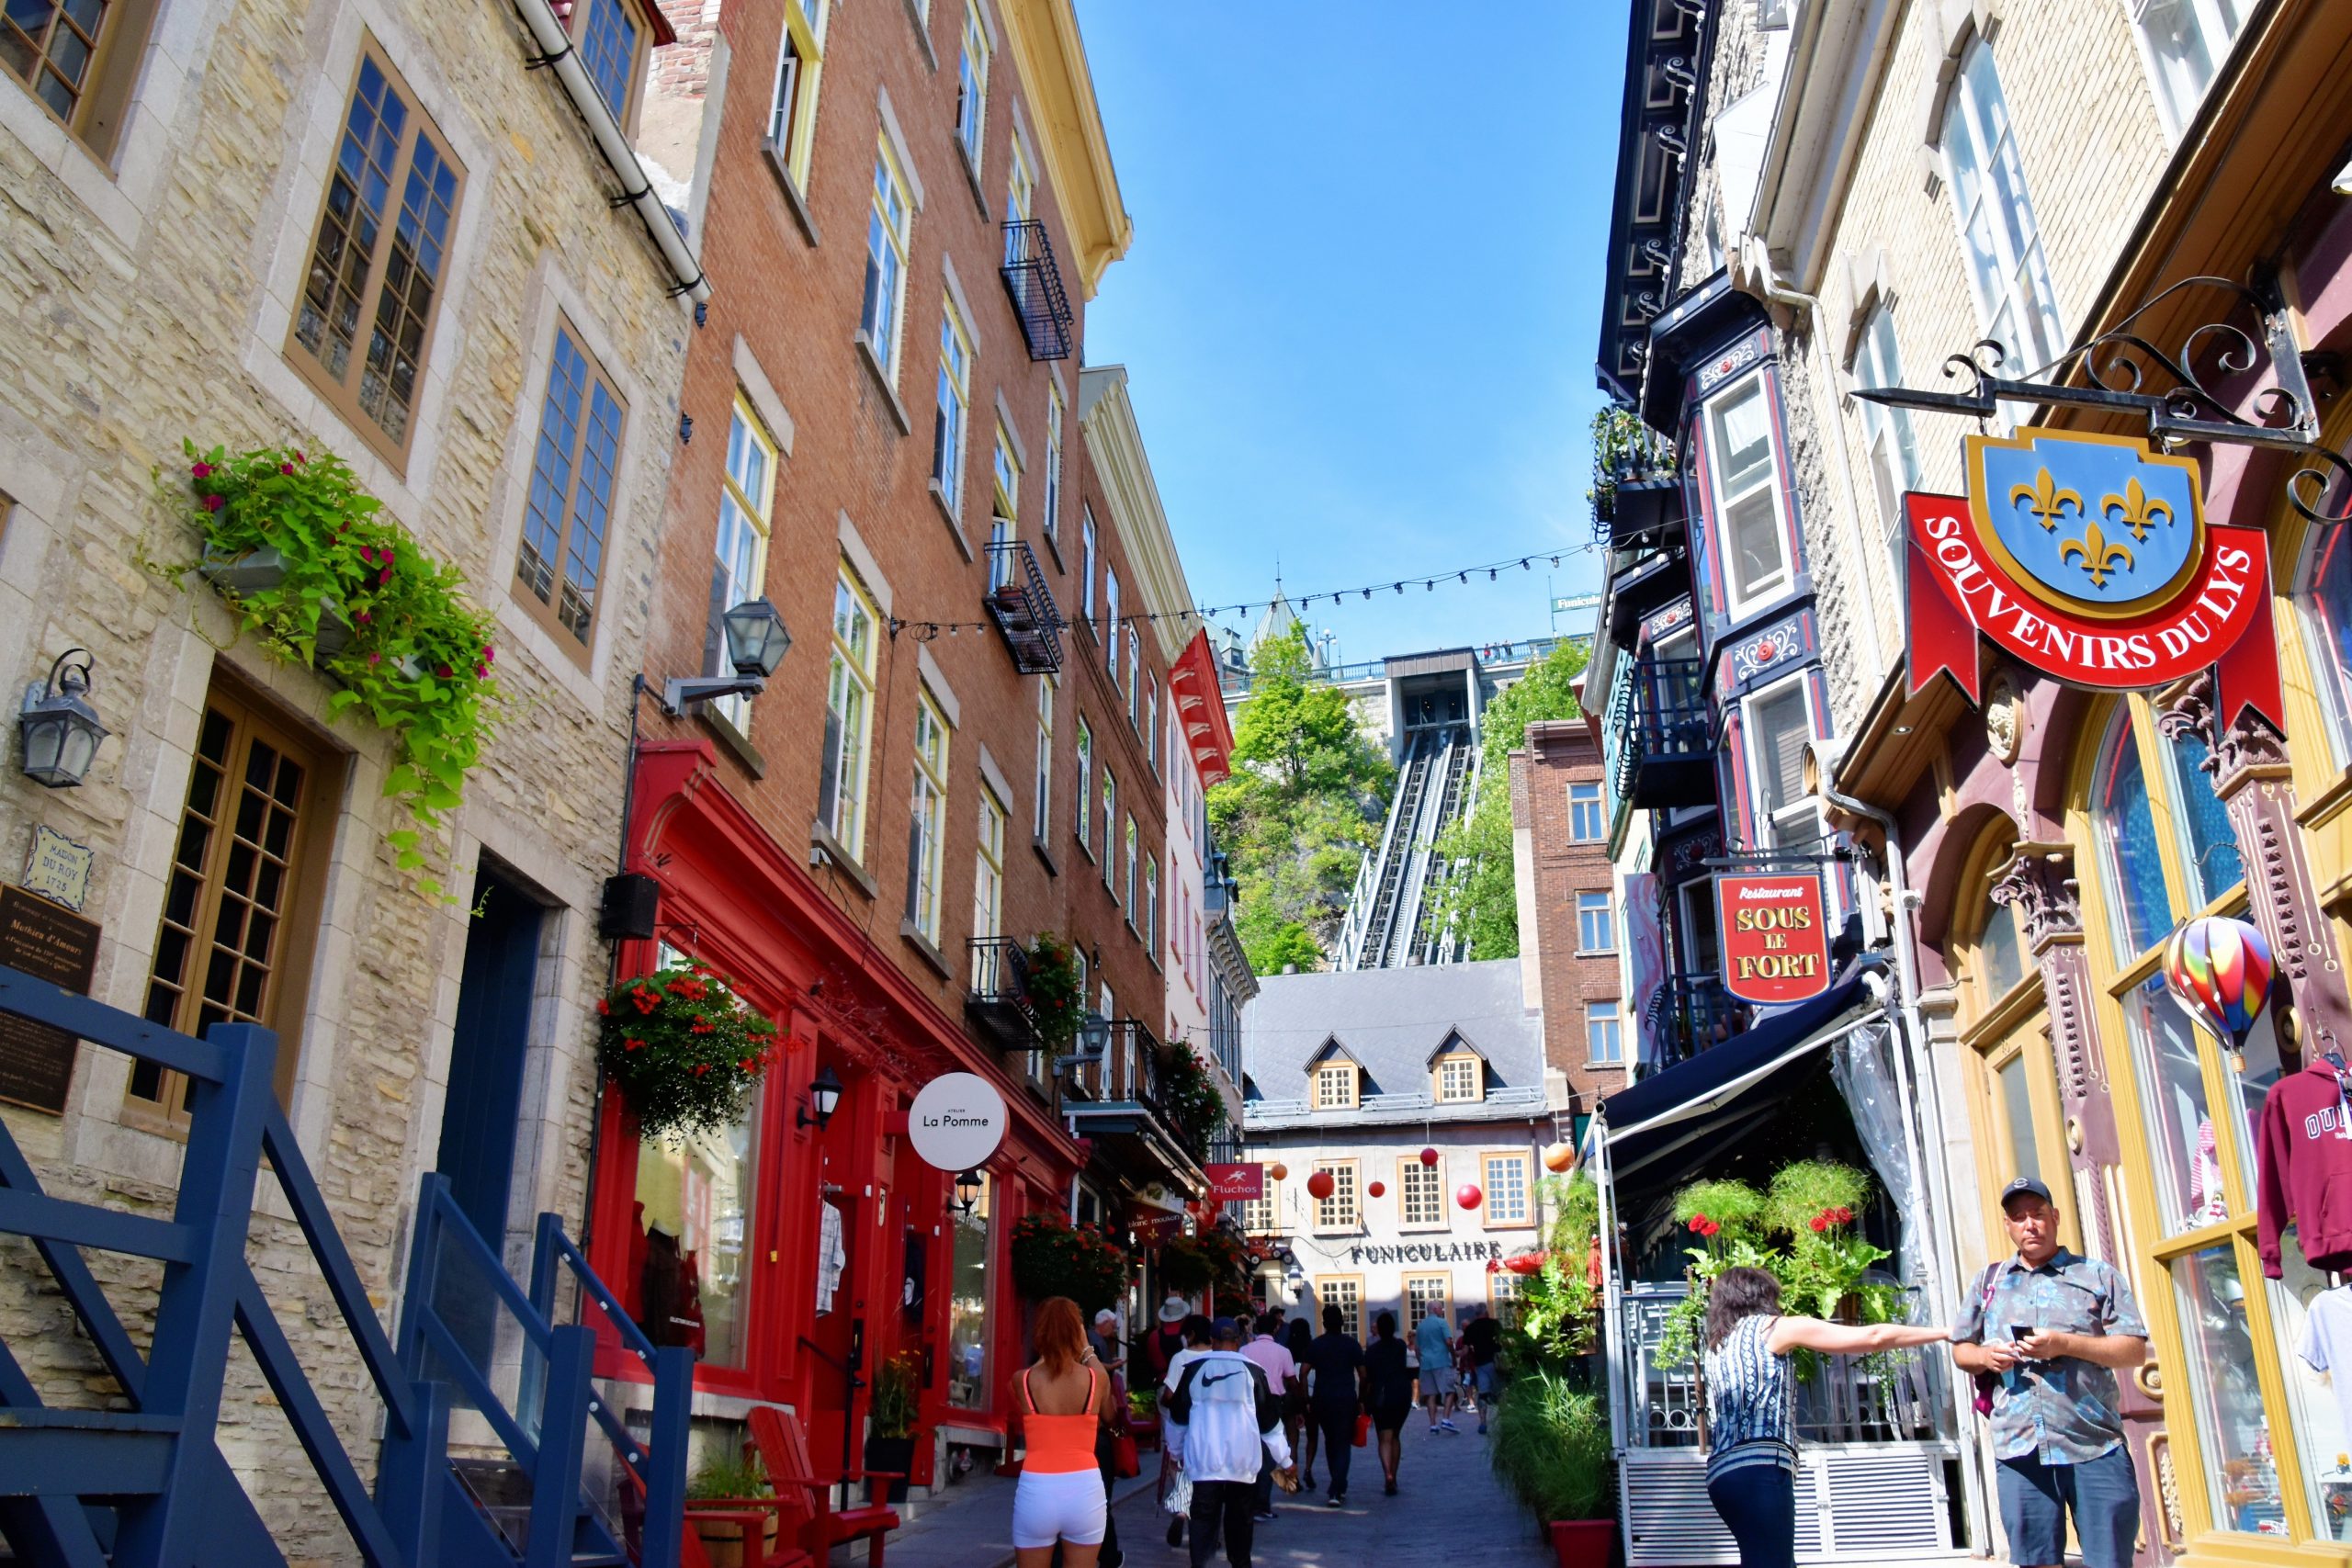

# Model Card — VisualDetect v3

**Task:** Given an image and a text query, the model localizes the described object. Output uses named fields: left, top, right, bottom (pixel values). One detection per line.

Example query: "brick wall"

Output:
left=1511, top=722, right=1626, bottom=1112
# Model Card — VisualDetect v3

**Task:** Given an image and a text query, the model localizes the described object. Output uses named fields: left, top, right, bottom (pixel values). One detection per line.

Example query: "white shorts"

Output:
left=1012, top=1467, right=1107, bottom=1549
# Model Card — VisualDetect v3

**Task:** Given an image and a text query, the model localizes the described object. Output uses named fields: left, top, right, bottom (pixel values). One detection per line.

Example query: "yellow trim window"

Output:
left=820, top=566, right=879, bottom=858
left=1435, top=1054, right=1483, bottom=1104
left=1313, top=1062, right=1358, bottom=1111
left=933, top=297, right=974, bottom=514
left=1101, top=768, right=1117, bottom=892
left=907, top=693, right=950, bottom=942
left=1488, top=1272, right=1525, bottom=1328
left=1317, top=1276, right=1363, bottom=1340
left=1143, top=855, right=1159, bottom=957
left=767, top=0, right=830, bottom=187
left=988, top=425, right=1021, bottom=590
left=1313, top=1162, right=1360, bottom=1232
left=860, top=137, right=913, bottom=378
left=514, top=320, right=628, bottom=654
left=1240, top=1178, right=1279, bottom=1235
left=709, top=400, right=777, bottom=732
left=288, top=45, right=464, bottom=469
left=971, top=784, right=1005, bottom=957
left=1405, top=1274, right=1451, bottom=1330
left=1399, top=1156, right=1444, bottom=1229
left=1042, top=381, right=1066, bottom=549
left=953, top=1, right=989, bottom=170
left=1033, top=674, right=1055, bottom=842
left=1075, top=716, right=1093, bottom=856
left=1006, top=135, right=1035, bottom=230
left=1123, top=814, right=1138, bottom=918
left=1482, top=1152, right=1532, bottom=1228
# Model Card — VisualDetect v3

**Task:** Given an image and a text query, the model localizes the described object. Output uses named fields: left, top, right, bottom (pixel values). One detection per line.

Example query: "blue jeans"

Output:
left=1997, top=1448, right=2140, bottom=1568
left=1706, top=1462, right=1795, bottom=1568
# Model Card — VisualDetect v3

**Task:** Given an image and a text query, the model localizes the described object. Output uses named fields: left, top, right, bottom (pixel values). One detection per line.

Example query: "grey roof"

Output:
left=1241, top=960, right=1547, bottom=1130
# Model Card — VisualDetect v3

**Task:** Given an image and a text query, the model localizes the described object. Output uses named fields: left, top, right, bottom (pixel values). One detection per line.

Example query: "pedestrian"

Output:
left=1012, top=1297, right=1113, bottom=1568
left=1462, top=1309, right=1501, bottom=1434
left=1164, top=1317, right=1295, bottom=1568
left=1413, top=1304, right=1457, bottom=1432
left=1142, top=1295, right=1191, bottom=1390
left=1362, top=1311, right=1415, bottom=1495
left=1952, top=1177, right=2149, bottom=1568
left=1091, top=1308, right=1126, bottom=1384
left=1299, top=1303, right=1366, bottom=1506
left=1238, top=1310, right=1300, bottom=1522
left=1700, top=1266, right=1951, bottom=1568
left=1159, top=1314, right=1216, bottom=1550
left=1279, top=1317, right=1312, bottom=1488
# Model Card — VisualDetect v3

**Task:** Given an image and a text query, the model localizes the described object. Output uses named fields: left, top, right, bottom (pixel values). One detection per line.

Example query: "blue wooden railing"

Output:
left=0, top=961, right=691, bottom=1568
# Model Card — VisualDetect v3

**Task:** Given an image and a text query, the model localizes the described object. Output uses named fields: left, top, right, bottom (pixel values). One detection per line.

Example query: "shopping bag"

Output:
left=1351, top=1410, right=1371, bottom=1448
left=1112, top=1431, right=1141, bottom=1479
left=1163, top=1467, right=1193, bottom=1516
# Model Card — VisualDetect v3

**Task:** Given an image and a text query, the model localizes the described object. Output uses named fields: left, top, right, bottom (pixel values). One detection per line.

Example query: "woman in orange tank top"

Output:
left=1012, top=1296, right=1110, bottom=1567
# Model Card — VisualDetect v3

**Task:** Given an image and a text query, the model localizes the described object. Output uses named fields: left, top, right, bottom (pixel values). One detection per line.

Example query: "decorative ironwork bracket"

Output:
left=1851, top=274, right=2352, bottom=523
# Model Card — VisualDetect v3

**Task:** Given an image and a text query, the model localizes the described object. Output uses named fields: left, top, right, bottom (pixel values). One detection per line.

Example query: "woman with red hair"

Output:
left=1012, top=1296, right=1111, bottom=1568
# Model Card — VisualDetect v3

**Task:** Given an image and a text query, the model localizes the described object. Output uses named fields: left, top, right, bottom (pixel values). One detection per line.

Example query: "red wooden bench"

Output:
left=749, top=1404, right=901, bottom=1566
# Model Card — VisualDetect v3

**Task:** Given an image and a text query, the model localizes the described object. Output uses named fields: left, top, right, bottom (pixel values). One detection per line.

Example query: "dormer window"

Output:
left=1435, top=1054, right=1483, bottom=1104
left=1313, top=1062, right=1359, bottom=1111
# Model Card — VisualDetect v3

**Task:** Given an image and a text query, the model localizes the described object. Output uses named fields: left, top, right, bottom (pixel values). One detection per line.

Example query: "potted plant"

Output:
left=1023, top=932, right=1084, bottom=1054
left=865, top=1351, right=921, bottom=1503
left=685, top=1449, right=775, bottom=1568
left=596, top=964, right=780, bottom=1141
left=1158, top=1042, right=1227, bottom=1162
left=1487, top=1370, right=1613, bottom=1566
left=1009, top=1212, right=1131, bottom=1316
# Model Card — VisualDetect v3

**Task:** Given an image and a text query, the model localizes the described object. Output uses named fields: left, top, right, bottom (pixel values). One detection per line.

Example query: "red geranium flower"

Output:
left=190, top=461, right=213, bottom=479
left=597, top=998, right=611, bottom=1016
left=692, top=1063, right=711, bottom=1077
left=202, top=494, right=225, bottom=513
left=690, top=1016, right=714, bottom=1034
left=623, top=1037, right=646, bottom=1052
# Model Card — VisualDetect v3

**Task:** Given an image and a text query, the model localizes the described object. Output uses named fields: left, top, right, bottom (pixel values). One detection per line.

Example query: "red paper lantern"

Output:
left=1306, top=1169, right=1336, bottom=1201
left=1268, top=1161, right=1289, bottom=1182
left=1455, top=1183, right=1483, bottom=1211
left=1366, top=1179, right=1386, bottom=1199
left=1419, top=1147, right=1439, bottom=1168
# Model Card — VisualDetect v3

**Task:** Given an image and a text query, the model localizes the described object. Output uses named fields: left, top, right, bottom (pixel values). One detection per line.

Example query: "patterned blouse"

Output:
left=1703, top=1314, right=1796, bottom=1480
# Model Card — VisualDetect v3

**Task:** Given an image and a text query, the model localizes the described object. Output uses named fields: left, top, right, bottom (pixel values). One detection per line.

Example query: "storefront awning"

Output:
left=1597, top=972, right=1886, bottom=1182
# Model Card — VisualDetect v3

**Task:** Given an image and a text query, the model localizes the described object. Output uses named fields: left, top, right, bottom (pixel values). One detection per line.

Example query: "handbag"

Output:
left=1351, top=1410, right=1371, bottom=1448
left=1968, top=1262, right=2010, bottom=1416
left=1111, top=1431, right=1141, bottom=1479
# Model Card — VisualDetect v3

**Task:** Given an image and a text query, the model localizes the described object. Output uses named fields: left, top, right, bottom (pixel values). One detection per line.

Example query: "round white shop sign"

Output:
left=908, top=1072, right=1008, bottom=1172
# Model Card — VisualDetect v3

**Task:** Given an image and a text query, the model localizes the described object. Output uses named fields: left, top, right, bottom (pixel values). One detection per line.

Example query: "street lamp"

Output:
left=17, top=649, right=107, bottom=789
left=661, top=598, right=791, bottom=714
left=954, top=1169, right=983, bottom=1214
left=797, top=1063, right=844, bottom=1129
left=1077, top=1010, right=1113, bottom=1060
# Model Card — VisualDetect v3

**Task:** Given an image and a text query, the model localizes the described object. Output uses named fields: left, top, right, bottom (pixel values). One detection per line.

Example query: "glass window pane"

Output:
left=2270, top=1225, right=2352, bottom=1538
left=631, top=1111, right=757, bottom=1368
left=947, top=1177, right=993, bottom=1406
left=2123, top=976, right=2225, bottom=1234
left=1995, top=1053, right=2041, bottom=1188
left=2094, top=716, right=2172, bottom=962
left=2172, top=1244, right=2286, bottom=1533
left=2168, top=727, right=2243, bottom=905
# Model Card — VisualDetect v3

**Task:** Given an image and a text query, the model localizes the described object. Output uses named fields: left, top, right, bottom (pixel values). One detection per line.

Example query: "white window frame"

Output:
left=1034, top=674, right=1056, bottom=843
left=973, top=784, right=1006, bottom=959
left=1102, top=768, right=1118, bottom=892
left=955, top=2, right=990, bottom=172
left=1312, top=1160, right=1361, bottom=1233
left=1104, top=569, right=1121, bottom=676
left=821, top=565, right=881, bottom=858
left=1939, top=38, right=2064, bottom=376
left=1042, top=382, right=1065, bottom=549
left=1143, top=854, right=1159, bottom=957
left=1144, top=680, right=1159, bottom=771
left=1435, top=1054, right=1482, bottom=1104
left=907, top=693, right=951, bottom=942
left=1481, top=1151, right=1532, bottom=1229
left=1397, top=1156, right=1445, bottom=1231
left=1312, top=1062, right=1357, bottom=1111
left=1851, top=303, right=1921, bottom=586
left=1123, top=814, right=1138, bottom=918
left=1745, top=674, right=1822, bottom=852
left=987, top=424, right=1020, bottom=590
left=1081, top=507, right=1099, bottom=621
left=1567, top=782, right=1605, bottom=842
left=1588, top=1000, right=1623, bottom=1066
left=2130, top=0, right=2250, bottom=143
left=767, top=0, right=831, bottom=187
left=861, top=137, right=915, bottom=379
left=1075, top=715, right=1094, bottom=857
left=1577, top=892, right=1616, bottom=953
left=933, top=297, right=974, bottom=515
left=1705, top=374, right=1793, bottom=616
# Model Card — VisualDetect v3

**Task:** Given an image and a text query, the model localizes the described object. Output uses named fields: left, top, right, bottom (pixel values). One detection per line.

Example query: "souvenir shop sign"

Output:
left=1905, top=429, right=2283, bottom=731
left=1204, top=1162, right=1263, bottom=1202
left=908, top=1072, right=1006, bottom=1171
left=1714, top=872, right=1830, bottom=1005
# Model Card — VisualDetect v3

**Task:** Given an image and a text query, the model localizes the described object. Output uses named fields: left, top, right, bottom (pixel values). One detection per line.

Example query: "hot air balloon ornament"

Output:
left=2163, top=915, right=2273, bottom=1073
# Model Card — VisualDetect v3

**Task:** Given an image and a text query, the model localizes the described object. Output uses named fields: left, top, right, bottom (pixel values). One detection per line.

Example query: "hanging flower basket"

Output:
left=597, top=964, right=779, bottom=1141
left=1010, top=1213, right=1131, bottom=1315
left=1024, top=932, right=1084, bottom=1054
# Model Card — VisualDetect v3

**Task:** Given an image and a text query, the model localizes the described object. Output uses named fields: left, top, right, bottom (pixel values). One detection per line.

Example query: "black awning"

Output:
left=1599, top=970, right=1885, bottom=1180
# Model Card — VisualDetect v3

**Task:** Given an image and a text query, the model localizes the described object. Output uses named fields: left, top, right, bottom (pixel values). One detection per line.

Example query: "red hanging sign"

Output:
left=1903, top=427, right=2283, bottom=733
left=1204, top=1163, right=1264, bottom=1202
left=1715, top=872, right=1831, bottom=1005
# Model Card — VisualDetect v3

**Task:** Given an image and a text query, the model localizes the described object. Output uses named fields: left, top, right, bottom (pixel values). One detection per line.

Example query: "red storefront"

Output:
left=587, top=742, right=1085, bottom=1474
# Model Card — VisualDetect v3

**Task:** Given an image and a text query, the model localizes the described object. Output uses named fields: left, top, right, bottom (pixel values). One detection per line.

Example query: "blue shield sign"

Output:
left=1965, top=429, right=2206, bottom=617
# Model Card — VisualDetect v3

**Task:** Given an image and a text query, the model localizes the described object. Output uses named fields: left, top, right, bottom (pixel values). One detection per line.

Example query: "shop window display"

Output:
left=2172, top=1244, right=2286, bottom=1534
left=948, top=1173, right=994, bottom=1408
left=632, top=1115, right=756, bottom=1367
left=2123, top=976, right=2228, bottom=1232
left=2270, top=1227, right=2352, bottom=1540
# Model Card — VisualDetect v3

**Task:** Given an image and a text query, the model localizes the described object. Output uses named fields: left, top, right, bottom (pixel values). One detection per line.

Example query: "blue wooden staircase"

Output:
left=0, top=963, right=694, bottom=1568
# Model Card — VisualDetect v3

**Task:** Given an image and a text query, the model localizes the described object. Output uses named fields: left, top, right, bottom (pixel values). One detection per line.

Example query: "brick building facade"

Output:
left=1509, top=718, right=1626, bottom=1123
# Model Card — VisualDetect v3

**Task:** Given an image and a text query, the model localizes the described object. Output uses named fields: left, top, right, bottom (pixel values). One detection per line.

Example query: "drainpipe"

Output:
left=1739, top=239, right=1887, bottom=679
left=1813, top=741, right=1992, bottom=1554
left=506, top=0, right=711, bottom=305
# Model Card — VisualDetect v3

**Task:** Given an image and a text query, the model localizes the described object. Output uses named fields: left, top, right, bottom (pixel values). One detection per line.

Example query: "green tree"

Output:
left=1427, top=637, right=1592, bottom=958
left=1209, top=626, right=1393, bottom=972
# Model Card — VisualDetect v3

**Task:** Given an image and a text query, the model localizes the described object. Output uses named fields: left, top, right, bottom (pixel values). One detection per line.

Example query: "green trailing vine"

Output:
left=596, top=964, right=780, bottom=1141
left=1588, top=404, right=1677, bottom=523
left=1024, top=932, right=1084, bottom=1053
left=1159, top=1041, right=1227, bottom=1162
left=161, top=441, right=500, bottom=897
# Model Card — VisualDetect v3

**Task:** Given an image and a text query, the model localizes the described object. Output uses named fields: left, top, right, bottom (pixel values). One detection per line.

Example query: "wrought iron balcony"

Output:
left=1605, top=655, right=1713, bottom=809
left=1001, top=220, right=1075, bottom=361
left=1069, top=1018, right=1163, bottom=1110
left=1590, top=415, right=1680, bottom=547
left=966, top=935, right=1037, bottom=1050
left=985, top=537, right=1065, bottom=673
left=1604, top=545, right=1692, bottom=647
left=1649, top=973, right=1752, bottom=1069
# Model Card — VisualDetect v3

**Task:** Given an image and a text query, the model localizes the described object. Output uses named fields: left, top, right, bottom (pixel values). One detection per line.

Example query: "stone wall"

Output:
left=0, top=0, right=689, bottom=1552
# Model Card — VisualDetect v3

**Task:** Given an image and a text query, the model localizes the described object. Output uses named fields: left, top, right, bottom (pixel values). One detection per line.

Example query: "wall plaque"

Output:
left=22, top=825, right=95, bottom=912
left=0, top=886, right=100, bottom=1113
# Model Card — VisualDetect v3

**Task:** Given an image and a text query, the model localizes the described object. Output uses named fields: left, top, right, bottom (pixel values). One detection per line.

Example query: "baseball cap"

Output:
left=1211, top=1315, right=1242, bottom=1340
left=1999, top=1176, right=2053, bottom=1211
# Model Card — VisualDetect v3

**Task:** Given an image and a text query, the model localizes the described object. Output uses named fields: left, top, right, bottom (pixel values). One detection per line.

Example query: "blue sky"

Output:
left=1075, top=1, right=1630, bottom=669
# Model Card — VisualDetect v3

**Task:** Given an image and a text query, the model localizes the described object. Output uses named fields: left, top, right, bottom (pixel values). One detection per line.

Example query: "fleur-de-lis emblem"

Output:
left=2009, top=467, right=2085, bottom=533
left=2059, top=522, right=2135, bottom=588
left=2099, top=477, right=2175, bottom=544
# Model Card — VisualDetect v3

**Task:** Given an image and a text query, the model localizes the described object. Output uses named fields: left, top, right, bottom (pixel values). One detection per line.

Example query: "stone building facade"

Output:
left=0, top=0, right=694, bottom=1551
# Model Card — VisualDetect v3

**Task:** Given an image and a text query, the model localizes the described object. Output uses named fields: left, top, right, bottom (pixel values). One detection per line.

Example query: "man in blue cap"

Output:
left=1951, top=1176, right=2150, bottom=1568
